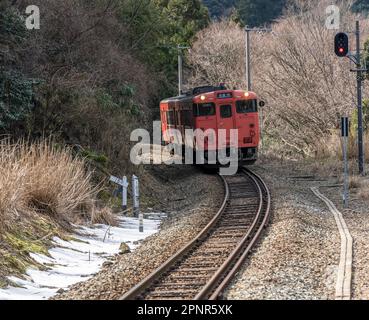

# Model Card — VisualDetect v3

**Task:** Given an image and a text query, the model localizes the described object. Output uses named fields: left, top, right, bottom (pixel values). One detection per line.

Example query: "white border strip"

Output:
left=311, top=187, right=352, bottom=300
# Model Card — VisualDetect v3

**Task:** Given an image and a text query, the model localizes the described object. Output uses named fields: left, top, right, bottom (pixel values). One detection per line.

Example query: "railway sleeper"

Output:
left=229, top=186, right=257, bottom=191
left=146, top=288, right=201, bottom=296
left=181, top=254, right=229, bottom=262
left=215, top=223, right=252, bottom=229
left=227, top=200, right=259, bottom=206
left=144, top=291, right=196, bottom=299
left=230, top=195, right=257, bottom=199
left=229, top=190, right=258, bottom=194
left=167, top=274, right=212, bottom=281
left=226, top=206, right=259, bottom=211
left=217, top=219, right=252, bottom=223
left=212, top=227, right=250, bottom=233
left=152, top=281, right=207, bottom=289
left=191, top=245, right=237, bottom=253
left=216, top=221, right=253, bottom=227
left=176, top=262, right=223, bottom=269
left=169, top=267, right=219, bottom=273
left=209, top=231, right=246, bottom=238
left=198, top=242, right=239, bottom=248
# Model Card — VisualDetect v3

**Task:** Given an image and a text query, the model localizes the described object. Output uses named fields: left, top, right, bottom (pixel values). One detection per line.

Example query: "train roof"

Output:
left=160, top=95, right=193, bottom=104
left=161, top=85, right=231, bottom=104
left=161, top=85, right=257, bottom=104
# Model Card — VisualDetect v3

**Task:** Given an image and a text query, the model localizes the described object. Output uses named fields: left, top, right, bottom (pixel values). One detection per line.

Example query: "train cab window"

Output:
left=236, top=100, right=258, bottom=113
left=193, top=103, right=216, bottom=117
left=220, top=105, right=232, bottom=118
left=166, top=110, right=175, bottom=125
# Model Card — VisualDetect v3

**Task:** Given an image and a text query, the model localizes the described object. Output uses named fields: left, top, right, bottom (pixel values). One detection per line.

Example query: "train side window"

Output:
left=220, top=105, right=232, bottom=118
left=182, top=110, right=192, bottom=126
left=167, top=110, right=175, bottom=125
left=236, top=100, right=258, bottom=113
left=193, top=103, right=215, bottom=117
left=193, top=104, right=199, bottom=117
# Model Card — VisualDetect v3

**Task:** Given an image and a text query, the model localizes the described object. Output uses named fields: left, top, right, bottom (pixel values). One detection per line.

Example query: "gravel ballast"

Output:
left=54, top=165, right=224, bottom=300
left=55, top=159, right=369, bottom=300
left=321, top=185, right=369, bottom=300
left=226, top=161, right=341, bottom=300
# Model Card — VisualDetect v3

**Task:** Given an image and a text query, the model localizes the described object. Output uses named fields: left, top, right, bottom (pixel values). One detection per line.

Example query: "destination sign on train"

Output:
left=217, top=92, right=233, bottom=99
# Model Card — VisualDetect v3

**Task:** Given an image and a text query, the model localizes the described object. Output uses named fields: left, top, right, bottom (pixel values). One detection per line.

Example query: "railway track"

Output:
left=120, top=168, right=271, bottom=300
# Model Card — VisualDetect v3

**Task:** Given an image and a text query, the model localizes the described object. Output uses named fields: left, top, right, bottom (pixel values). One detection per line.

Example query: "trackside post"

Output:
left=122, top=176, right=128, bottom=211
left=341, top=117, right=349, bottom=207
left=132, top=175, right=143, bottom=232
left=109, top=175, right=129, bottom=212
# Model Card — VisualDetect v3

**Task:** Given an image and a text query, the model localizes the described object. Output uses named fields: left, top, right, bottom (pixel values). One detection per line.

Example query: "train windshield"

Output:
left=236, top=100, right=258, bottom=113
left=193, top=103, right=216, bottom=117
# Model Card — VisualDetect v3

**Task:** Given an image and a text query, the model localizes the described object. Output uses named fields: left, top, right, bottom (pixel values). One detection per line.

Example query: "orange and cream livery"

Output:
left=160, top=84, right=263, bottom=166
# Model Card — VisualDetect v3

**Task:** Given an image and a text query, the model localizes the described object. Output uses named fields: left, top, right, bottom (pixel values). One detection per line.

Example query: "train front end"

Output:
left=192, top=89, right=260, bottom=165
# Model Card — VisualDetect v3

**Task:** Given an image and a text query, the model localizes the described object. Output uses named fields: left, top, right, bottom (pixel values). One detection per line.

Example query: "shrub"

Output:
left=0, top=139, right=115, bottom=229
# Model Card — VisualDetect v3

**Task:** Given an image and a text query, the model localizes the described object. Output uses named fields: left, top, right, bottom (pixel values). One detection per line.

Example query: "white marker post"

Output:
left=132, top=175, right=143, bottom=232
left=110, top=175, right=129, bottom=212
left=122, top=176, right=128, bottom=211
left=341, top=117, right=349, bottom=208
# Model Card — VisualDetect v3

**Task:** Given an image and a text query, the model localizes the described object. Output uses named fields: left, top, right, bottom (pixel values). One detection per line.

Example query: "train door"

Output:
left=193, top=102, right=217, bottom=151
left=234, top=99, right=259, bottom=146
left=216, top=102, right=235, bottom=148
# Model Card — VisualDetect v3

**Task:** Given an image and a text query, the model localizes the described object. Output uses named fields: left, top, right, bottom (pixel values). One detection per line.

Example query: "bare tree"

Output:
left=188, top=0, right=369, bottom=157
left=187, top=20, right=246, bottom=89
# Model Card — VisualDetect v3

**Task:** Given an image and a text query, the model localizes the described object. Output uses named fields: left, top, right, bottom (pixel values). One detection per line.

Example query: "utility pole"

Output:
left=355, top=21, right=365, bottom=175
left=245, top=30, right=251, bottom=91
left=178, top=45, right=190, bottom=96
left=244, top=27, right=271, bottom=91
left=245, top=27, right=271, bottom=153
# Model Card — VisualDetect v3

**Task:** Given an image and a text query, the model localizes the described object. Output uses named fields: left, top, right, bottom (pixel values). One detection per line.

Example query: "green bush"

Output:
left=0, top=71, right=36, bottom=129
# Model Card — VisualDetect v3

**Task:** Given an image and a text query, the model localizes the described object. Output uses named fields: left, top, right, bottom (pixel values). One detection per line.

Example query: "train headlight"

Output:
left=244, top=92, right=249, bottom=97
left=200, top=95, right=206, bottom=101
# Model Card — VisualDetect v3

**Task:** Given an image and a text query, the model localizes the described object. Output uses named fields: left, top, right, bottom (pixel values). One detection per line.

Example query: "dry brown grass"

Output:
left=0, top=139, right=115, bottom=229
left=357, top=180, right=369, bottom=200
left=91, top=206, right=117, bottom=226
left=347, top=175, right=369, bottom=200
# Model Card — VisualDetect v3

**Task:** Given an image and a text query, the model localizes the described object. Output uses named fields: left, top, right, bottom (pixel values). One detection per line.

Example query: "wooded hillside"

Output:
left=0, top=0, right=209, bottom=172
left=203, top=0, right=369, bottom=26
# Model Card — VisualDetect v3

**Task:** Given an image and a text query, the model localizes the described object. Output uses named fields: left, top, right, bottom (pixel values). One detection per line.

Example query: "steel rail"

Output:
left=208, top=169, right=271, bottom=300
left=120, top=175, right=229, bottom=300
left=120, top=168, right=271, bottom=300
left=194, top=169, right=266, bottom=300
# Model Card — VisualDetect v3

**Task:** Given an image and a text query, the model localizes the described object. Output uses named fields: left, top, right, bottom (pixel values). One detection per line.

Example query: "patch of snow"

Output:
left=0, top=215, right=164, bottom=300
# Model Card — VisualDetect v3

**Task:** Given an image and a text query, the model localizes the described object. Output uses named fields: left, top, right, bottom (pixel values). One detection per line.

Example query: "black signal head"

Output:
left=335, top=32, right=349, bottom=57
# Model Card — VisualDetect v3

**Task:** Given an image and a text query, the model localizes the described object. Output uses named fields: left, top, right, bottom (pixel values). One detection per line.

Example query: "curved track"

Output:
left=120, top=168, right=271, bottom=300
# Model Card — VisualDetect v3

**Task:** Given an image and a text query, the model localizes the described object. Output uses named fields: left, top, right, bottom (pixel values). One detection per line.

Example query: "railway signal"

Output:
left=335, top=23, right=366, bottom=175
left=334, top=32, right=349, bottom=57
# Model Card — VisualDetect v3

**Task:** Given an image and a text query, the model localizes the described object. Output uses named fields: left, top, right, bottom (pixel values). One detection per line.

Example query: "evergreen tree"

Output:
left=117, top=0, right=209, bottom=94
left=237, top=0, right=286, bottom=27
left=352, top=0, right=369, bottom=13
left=202, top=0, right=236, bottom=18
left=0, top=8, right=36, bottom=130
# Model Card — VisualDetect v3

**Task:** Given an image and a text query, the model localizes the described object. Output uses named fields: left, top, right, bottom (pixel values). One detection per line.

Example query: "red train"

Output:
left=160, top=84, right=263, bottom=166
